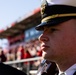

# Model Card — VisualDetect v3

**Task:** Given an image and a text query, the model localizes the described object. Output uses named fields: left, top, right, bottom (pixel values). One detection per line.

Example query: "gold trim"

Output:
left=41, top=13, right=76, bottom=22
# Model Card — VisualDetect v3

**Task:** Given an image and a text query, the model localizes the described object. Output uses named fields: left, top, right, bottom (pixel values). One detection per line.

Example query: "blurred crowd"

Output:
left=0, top=39, right=42, bottom=73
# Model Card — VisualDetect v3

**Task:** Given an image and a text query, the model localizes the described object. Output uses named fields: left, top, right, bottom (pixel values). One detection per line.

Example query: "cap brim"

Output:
left=35, top=17, right=73, bottom=31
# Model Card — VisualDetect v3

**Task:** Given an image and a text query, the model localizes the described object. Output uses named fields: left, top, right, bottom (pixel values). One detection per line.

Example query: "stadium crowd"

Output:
left=0, top=38, right=42, bottom=73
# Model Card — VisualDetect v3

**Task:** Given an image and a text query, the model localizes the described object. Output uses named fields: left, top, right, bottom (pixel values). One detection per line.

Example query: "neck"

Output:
left=56, top=56, right=76, bottom=72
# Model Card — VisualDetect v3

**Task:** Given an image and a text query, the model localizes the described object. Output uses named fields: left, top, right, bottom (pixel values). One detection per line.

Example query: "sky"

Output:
left=0, top=0, right=41, bottom=30
left=0, top=0, right=41, bottom=48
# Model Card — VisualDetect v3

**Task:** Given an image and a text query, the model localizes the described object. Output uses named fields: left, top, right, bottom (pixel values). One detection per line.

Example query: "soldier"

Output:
left=35, top=0, right=76, bottom=75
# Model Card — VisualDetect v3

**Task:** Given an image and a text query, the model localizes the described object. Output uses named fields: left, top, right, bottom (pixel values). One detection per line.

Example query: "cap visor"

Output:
left=35, top=17, right=73, bottom=31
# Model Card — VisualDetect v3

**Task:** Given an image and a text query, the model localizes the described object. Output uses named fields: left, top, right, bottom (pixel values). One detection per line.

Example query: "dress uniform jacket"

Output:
left=36, top=60, right=59, bottom=75
left=0, top=62, right=26, bottom=75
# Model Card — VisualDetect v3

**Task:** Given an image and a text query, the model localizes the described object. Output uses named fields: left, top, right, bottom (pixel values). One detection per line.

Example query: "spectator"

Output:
left=22, top=46, right=32, bottom=74
left=0, top=50, right=7, bottom=62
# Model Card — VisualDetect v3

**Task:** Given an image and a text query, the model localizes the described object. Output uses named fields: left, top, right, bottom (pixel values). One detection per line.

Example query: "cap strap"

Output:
left=42, top=13, right=76, bottom=22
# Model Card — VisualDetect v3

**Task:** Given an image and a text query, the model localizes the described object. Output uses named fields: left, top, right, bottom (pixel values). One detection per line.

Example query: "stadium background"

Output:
left=0, top=7, right=42, bottom=75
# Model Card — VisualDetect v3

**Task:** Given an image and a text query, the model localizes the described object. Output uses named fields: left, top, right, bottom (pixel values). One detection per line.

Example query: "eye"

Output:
left=43, top=27, right=58, bottom=33
left=51, top=28, right=56, bottom=31
left=50, top=28, right=58, bottom=33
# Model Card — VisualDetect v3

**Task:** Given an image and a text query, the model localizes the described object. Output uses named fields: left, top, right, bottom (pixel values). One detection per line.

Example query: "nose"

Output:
left=39, top=34, right=49, bottom=42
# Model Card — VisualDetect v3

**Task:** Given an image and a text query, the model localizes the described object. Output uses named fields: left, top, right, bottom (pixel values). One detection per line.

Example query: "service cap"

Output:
left=36, top=0, right=76, bottom=30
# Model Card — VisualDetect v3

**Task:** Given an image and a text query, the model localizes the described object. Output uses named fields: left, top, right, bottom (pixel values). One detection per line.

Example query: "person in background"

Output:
left=16, top=45, right=25, bottom=68
left=35, top=0, right=76, bottom=75
left=22, top=46, right=32, bottom=74
left=0, top=50, right=7, bottom=62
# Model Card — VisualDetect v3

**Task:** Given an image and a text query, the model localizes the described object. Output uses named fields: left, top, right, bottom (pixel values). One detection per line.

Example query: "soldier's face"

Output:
left=39, top=19, right=76, bottom=62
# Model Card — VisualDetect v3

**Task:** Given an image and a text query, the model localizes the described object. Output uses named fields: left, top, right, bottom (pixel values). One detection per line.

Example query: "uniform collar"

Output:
left=65, top=64, right=76, bottom=75
left=59, top=64, right=76, bottom=75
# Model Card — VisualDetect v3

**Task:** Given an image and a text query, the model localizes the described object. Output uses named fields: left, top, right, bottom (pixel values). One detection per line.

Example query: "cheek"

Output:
left=52, top=34, right=76, bottom=55
left=49, top=35, right=66, bottom=54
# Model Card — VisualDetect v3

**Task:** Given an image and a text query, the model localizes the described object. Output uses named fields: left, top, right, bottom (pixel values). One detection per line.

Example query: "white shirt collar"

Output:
left=59, top=64, right=76, bottom=75
left=65, top=64, right=76, bottom=75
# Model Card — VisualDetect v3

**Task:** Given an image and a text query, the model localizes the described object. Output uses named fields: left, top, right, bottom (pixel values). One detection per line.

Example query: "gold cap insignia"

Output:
left=41, top=0, right=48, bottom=15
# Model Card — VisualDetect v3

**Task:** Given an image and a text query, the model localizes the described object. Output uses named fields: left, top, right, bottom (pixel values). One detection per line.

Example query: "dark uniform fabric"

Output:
left=36, top=60, right=59, bottom=75
left=73, top=71, right=76, bottom=75
left=0, top=62, right=26, bottom=75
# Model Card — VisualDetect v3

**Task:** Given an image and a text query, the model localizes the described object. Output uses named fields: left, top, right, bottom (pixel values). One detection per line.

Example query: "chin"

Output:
left=44, top=55, right=53, bottom=61
left=44, top=55, right=50, bottom=60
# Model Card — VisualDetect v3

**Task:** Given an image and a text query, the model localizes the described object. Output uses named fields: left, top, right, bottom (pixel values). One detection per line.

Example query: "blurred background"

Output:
left=0, top=0, right=43, bottom=75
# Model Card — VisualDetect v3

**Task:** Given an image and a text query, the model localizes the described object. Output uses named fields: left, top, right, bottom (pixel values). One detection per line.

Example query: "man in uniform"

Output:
left=35, top=0, right=76, bottom=75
